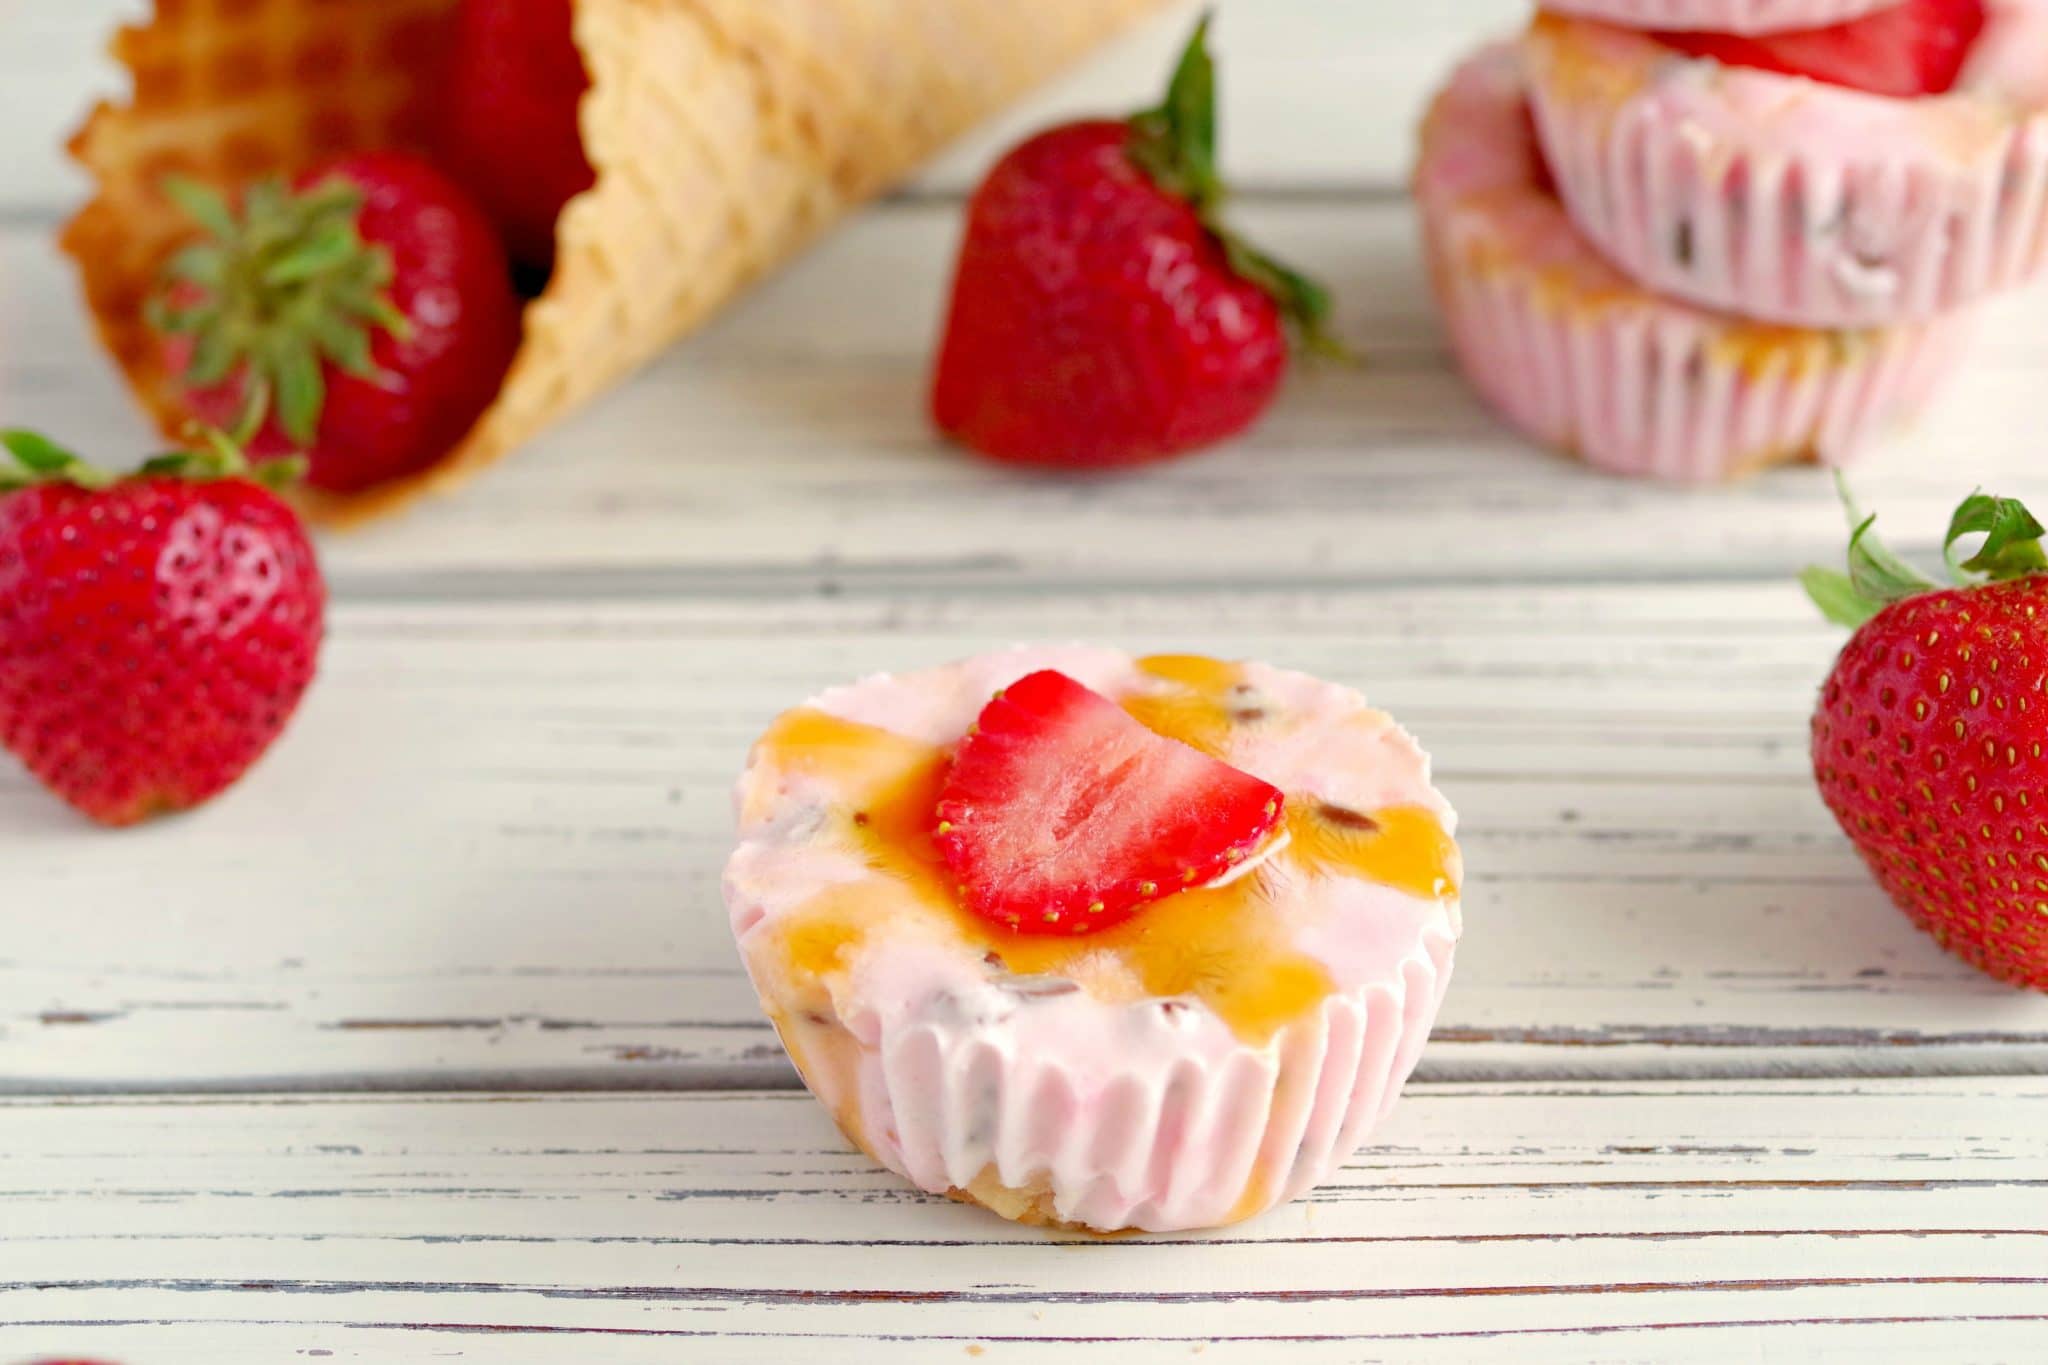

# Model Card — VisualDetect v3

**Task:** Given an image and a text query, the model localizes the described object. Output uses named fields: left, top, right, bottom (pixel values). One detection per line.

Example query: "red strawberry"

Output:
left=934, top=670, right=1284, bottom=935
left=0, top=430, right=324, bottom=827
left=152, top=151, right=522, bottom=495
left=1656, top=0, right=1987, bottom=99
left=436, top=0, right=596, bottom=270
left=931, top=18, right=1335, bottom=470
left=1804, top=488, right=2048, bottom=989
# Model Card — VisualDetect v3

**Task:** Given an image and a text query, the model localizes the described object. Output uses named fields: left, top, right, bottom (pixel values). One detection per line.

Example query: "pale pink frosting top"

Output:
left=724, top=644, right=1461, bottom=1107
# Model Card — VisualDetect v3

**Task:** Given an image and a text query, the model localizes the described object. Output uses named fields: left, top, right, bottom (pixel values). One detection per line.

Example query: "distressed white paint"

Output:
left=6, top=587, right=2047, bottom=1092
left=9, top=205, right=2048, bottom=590
left=3, top=1084, right=2046, bottom=1361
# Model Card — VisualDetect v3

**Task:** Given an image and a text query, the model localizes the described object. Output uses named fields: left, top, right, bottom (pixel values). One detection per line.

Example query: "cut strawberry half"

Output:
left=1655, top=0, right=1987, bottom=99
left=934, top=670, right=1285, bottom=935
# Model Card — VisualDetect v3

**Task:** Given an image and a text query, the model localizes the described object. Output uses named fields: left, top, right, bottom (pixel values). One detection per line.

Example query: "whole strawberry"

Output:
left=931, top=17, right=1335, bottom=469
left=152, top=151, right=523, bottom=495
left=435, top=0, right=596, bottom=270
left=1805, top=487, right=2048, bottom=988
left=0, top=430, right=324, bottom=827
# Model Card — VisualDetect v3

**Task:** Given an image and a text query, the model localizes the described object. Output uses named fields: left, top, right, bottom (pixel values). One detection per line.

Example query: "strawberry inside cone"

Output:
left=934, top=670, right=1285, bottom=936
left=151, top=151, right=522, bottom=495
left=436, top=0, right=596, bottom=272
left=1655, top=0, right=1988, bottom=99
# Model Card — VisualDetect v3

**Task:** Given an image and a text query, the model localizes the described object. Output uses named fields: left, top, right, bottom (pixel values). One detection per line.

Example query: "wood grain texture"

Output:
left=6, top=587, right=2046, bottom=1092
left=3, top=1083, right=2046, bottom=1361
left=12, top=204, right=2048, bottom=593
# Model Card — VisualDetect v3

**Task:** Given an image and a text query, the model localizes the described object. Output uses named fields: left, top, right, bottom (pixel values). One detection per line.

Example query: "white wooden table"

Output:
left=5, top=3, right=2048, bottom=1360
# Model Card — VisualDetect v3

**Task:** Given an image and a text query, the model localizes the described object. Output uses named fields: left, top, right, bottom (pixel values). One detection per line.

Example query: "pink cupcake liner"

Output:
left=1417, top=45, right=1971, bottom=483
left=1522, top=8, right=2048, bottom=327
left=757, top=924, right=1459, bottom=1234
left=1541, top=0, right=1901, bottom=34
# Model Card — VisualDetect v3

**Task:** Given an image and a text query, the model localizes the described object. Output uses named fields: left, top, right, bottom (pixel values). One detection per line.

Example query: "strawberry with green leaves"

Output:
left=1804, top=485, right=2048, bottom=988
left=152, top=151, right=522, bottom=495
left=931, top=17, right=1336, bottom=470
left=0, top=430, right=324, bottom=827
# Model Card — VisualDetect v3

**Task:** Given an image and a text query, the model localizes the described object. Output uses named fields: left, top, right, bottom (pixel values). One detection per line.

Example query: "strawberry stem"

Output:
left=1804, top=477, right=2048, bottom=628
left=0, top=429, right=104, bottom=490
left=232, top=377, right=274, bottom=450
left=1944, top=492, right=2047, bottom=581
left=1125, top=14, right=1346, bottom=357
left=1129, top=13, right=1224, bottom=213
left=152, top=173, right=408, bottom=448
left=1845, top=511, right=1938, bottom=605
left=1218, top=234, right=1343, bottom=359
left=0, top=427, right=302, bottom=494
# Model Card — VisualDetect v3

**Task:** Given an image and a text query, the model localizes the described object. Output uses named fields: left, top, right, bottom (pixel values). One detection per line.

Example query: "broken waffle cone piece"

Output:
left=64, top=0, right=1170, bottom=523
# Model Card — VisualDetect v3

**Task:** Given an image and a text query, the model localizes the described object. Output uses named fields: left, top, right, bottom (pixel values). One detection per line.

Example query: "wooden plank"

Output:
left=0, top=1, right=1528, bottom=218
left=3, top=1082, right=2046, bottom=1360
left=14, top=202, right=2048, bottom=592
left=6, top=586, right=2046, bottom=1092
left=11, top=1325, right=2044, bottom=1365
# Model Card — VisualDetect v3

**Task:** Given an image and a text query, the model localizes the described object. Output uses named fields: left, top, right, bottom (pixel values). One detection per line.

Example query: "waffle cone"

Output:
left=64, top=0, right=1169, bottom=522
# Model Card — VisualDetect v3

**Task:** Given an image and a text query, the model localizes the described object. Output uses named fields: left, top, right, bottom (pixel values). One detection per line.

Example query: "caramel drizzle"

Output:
left=757, top=657, right=1457, bottom=1044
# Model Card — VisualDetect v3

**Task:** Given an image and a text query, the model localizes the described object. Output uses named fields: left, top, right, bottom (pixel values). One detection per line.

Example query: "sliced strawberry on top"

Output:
left=1655, top=0, right=1988, bottom=99
left=934, top=670, right=1284, bottom=936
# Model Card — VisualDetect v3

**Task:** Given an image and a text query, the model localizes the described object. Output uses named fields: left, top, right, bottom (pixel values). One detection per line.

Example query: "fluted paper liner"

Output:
left=1419, top=46, right=1968, bottom=483
left=759, top=921, right=1458, bottom=1234
left=1522, top=11, right=2048, bottom=328
left=64, top=0, right=1169, bottom=522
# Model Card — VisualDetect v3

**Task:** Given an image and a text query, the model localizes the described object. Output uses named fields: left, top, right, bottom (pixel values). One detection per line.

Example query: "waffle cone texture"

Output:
left=64, top=0, right=1169, bottom=522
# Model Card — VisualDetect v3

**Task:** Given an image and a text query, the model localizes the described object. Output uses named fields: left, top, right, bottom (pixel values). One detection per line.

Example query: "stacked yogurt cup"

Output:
left=1417, top=1, right=2048, bottom=483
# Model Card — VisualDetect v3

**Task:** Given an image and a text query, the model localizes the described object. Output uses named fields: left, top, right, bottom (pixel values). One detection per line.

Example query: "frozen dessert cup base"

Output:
left=764, top=933, right=1456, bottom=1235
left=1417, top=45, right=1970, bottom=483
